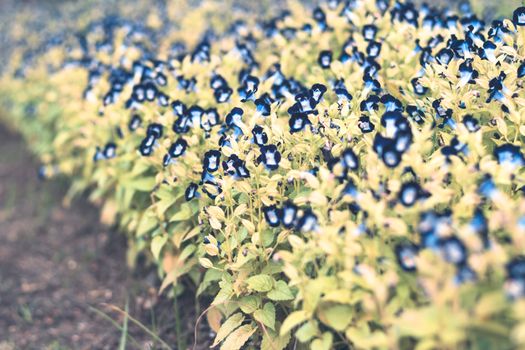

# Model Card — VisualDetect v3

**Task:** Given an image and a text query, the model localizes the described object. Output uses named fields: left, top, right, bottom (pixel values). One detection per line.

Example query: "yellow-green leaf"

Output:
left=151, top=235, right=168, bottom=261
left=212, top=312, right=244, bottom=347
left=310, top=332, right=333, bottom=350
left=267, top=280, right=294, bottom=301
left=254, top=302, right=276, bottom=330
left=318, top=304, right=352, bottom=331
left=280, top=310, right=309, bottom=336
left=199, top=257, right=214, bottom=269
left=262, top=328, right=291, bottom=350
left=239, top=295, right=260, bottom=314
left=169, top=202, right=196, bottom=222
left=220, top=324, right=256, bottom=350
left=124, top=177, right=155, bottom=192
left=246, top=274, right=274, bottom=292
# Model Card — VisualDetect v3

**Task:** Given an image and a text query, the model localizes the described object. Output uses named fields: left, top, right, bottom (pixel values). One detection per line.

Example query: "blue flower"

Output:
left=144, top=82, right=158, bottom=102
left=201, top=108, right=220, bottom=131
left=479, top=175, right=497, bottom=199
left=157, top=92, right=170, bottom=107
left=128, top=114, right=142, bottom=132
left=297, top=209, right=318, bottom=233
left=360, top=95, right=379, bottom=112
left=237, top=75, right=259, bottom=102
left=318, top=50, right=332, bottom=69
left=93, top=147, right=104, bottom=162
left=263, top=205, right=281, bottom=227
left=313, top=7, right=327, bottom=30
left=395, top=242, right=418, bottom=272
left=518, top=62, right=525, bottom=78
left=255, top=94, right=272, bottom=116
left=358, top=116, right=375, bottom=134
left=394, top=130, right=413, bottom=153
left=169, top=138, right=188, bottom=158
left=289, top=114, right=311, bottom=133
left=481, top=41, right=497, bottom=62
left=210, top=74, right=227, bottom=90
left=225, top=107, right=244, bottom=127
left=363, top=74, right=381, bottom=93
left=309, top=83, right=327, bottom=104
left=398, top=181, right=422, bottom=207
left=366, top=41, right=382, bottom=58
left=455, top=265, right=477, bottom=284
left=411, top=78, right=428, bottom=95
left=258, top=144, right=281, bottom=170
left=507, top=257, right=525, bottom=279
left=280, top=201, right=298, bottom=229
left=341, top=148, right=359, bottom=171
left=471, top=209, right=489, bottom=249
left=436, top=48, right=453, bottom=66
left=439, top=236, right=467, bottom=266
left=214, top=85, right=233, bottom=103
left=252, top=125, right=268, bottom=146
left=462, top=115, right=480, bottom=132
left=406, top=105, right=425, bottom=124
left=381, top=110, right=405, bottom=136
left=203, top=150, right=221, bottom=173
left=139, top=139, right=154, bottom=156
left=132, top=84, right=146, bottom=103
left=201, top=180, right=222, bottom=200
left=103, top=142, right=117, bottom=159
left=364, top=58, right=381, bottom=77
left=155, top=72, right=167, bottom=86
left=173, top=115, right=191, bottom=134
left=171, top=100, right=187, bottom=117
left=362, top=24, right=378, bottom=41
left=494, top=144, right=525, bottom=167
left=334, top=88, right=353, bottom=103
left=513, top=7, right=525, bottom=27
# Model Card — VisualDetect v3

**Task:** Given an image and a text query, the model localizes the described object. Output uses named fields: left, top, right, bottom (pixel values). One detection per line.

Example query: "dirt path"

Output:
left=0, top=126, right=209, bottom=349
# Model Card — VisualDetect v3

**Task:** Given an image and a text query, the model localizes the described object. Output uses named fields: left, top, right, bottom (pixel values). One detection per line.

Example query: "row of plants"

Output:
left=2, top=0, right=525, bottom=348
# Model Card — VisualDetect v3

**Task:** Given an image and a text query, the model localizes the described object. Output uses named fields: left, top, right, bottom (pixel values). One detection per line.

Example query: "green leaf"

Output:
left=179, top=244, right=196, bottom=262
left=212, top=280, right=234, bottom=305
left=262, top=328, right=291, bottom=350
left=280, top=310, right=309, bottom=336
left=136, top=211, right=158, bottom=237
left=156, top=196, right=176, bottom=216
left=310, top=332, right=333, bottom=350
left=212, top=312, right=244, bottom=347
left=267, top=280, right=294, bottom=301
left=124, top=177, right=156, bottom=192
left=151, top=235, right=168, bottom=261
left=261, top=261, right=283, bottom=275
left=295, top=321, right=319, bottom=343
left=199, top=257, right=214, bottom=269
left=254, top=302, right=276, bottom=330
left=169, top=202, right=198, bottom=222
left=318, top=304, right=352, bottom=331
left=220, top=324, right=256, bottom=350
left=246, top=274, right=274, bottom=292
left=239, top=295, right=261, bottom=314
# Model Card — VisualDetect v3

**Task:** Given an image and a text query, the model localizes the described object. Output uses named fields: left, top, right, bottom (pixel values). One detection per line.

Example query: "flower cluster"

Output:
left=2, top=0, right=525, bottom=349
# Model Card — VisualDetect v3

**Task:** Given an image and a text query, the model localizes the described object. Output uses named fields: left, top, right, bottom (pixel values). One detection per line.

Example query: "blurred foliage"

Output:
left=470, top=0, right=523, bottom=19
left=2, top=0, right=525, bottom=349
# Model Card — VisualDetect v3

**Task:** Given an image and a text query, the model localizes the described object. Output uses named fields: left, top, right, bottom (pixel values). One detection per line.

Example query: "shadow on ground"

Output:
left=0, top=126, right=210, bottom=350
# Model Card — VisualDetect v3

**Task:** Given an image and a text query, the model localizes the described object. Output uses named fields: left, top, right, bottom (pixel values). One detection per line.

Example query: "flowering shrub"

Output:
left=2, top=0, right=525, bottom=348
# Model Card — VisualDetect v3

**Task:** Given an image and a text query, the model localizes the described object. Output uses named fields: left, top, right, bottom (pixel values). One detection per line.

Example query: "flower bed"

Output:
left=2, top=1, right=525, bottom=348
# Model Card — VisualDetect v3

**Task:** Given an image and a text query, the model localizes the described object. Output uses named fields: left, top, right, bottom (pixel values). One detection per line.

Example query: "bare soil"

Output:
left=0, top=126, right=210, bottom=350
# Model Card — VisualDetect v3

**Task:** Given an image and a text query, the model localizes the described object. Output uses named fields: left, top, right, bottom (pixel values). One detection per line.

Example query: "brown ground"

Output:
left=0, top=126, right=211, bottom=349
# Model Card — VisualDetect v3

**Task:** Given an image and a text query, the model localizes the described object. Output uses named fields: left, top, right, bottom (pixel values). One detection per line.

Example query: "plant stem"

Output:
left=174, top=288, right=186, bottom=350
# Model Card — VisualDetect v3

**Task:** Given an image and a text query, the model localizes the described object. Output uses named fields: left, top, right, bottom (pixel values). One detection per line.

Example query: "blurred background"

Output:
left=0, top=0, right=523, bottom=348
left=0, top=0, right=522, bottom=70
